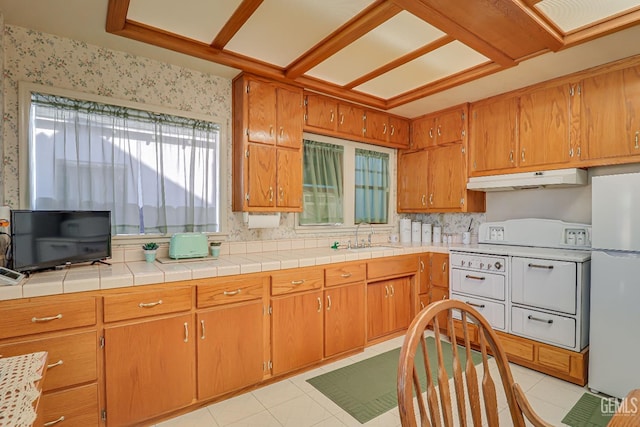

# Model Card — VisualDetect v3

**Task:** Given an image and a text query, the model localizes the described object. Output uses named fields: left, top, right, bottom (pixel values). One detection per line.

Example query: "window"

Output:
left=22, top=85, right=224, bottom=236
left=300, top=133, right=394, bottom=228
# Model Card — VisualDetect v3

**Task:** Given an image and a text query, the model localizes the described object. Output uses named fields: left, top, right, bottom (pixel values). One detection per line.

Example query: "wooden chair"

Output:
left=397, top=299, right=554, bottom=427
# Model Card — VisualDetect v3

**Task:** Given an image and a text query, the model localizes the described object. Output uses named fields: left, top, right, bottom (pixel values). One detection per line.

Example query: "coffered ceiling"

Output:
left=2, top=0, right=640, bottom=117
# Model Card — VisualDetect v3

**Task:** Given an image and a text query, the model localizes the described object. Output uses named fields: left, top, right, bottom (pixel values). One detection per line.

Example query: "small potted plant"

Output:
left=209, top=241, right=222, bottom=259
left=142, top=242, right=159, bottom=263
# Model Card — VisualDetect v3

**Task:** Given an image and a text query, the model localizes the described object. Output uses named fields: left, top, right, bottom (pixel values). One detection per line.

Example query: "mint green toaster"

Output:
left=169, top=233, right=208, bottom=259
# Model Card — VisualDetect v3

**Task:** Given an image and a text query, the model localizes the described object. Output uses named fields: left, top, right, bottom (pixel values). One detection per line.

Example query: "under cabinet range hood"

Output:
left=467, top=168, right=588, bottom=192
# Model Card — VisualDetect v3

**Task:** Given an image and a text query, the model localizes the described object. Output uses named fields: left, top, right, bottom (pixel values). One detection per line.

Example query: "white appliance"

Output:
left=589, top=172, right=640, bottom=399
left=450, top=218, right=591, bottom=352
left=466, top=168, right=588, bottom=192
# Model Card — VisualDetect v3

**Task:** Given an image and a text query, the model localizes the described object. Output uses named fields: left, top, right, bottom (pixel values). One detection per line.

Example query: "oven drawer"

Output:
left=451, top=269, right=505, bottom=301
left=511, top=257, right=577, bottom=314
left=450, top=293, right=505, bottom=331
left=511, top=306, right=576, bottom=349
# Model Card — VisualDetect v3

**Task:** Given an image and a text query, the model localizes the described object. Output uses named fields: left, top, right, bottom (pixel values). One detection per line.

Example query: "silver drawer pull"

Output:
left=465, top=275, right=486, bottom=281
left=47, top=359, right=64, bottom=369
left=528, top=315, right=553, bottom=324
left=291, top=280, right=305, bottom=285
left=139, top=299, right=163, bottom=308
left=340, top=272, right=352, bottom=278
left=528, top=263, right=554, bottom=270
left=32, top=314, right=62, bottom=323
left=184, top=322, right=189, bottom=343
left=465, top=301, right=485, bottom=309
left=200, top=320, right=206, bottom=340
left=223, top=289, right=241, bottom=296
left=44, top=416, right=65, bottom=426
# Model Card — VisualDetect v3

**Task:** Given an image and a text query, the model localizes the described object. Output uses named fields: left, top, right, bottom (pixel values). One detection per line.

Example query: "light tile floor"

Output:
left=154, top=334, right=595, bottom=427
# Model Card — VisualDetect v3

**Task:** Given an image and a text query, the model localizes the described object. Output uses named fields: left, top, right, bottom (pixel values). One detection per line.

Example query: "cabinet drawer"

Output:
left=103, top=286, right=192, bottom=323
left=538, top=346, right=571, bottom=373
left=197, top=275, right=266, bottom=308
left=497, top=333, right=534, bottom=362
left=451, top=268, right=505, bottom=300
left=511, top=257, right=577, bottom=314
left=511, top=306, right=576, bottom=349
left=41, top=383, right=99, bottom=427
left=0, top=297, right=96, bottom=340
left=0, top=331, right=97, bottom=392
left=271, top=267, right=324, bottom=295
left=325, top=262, right=366, bottom=287
left=450, top=293, right=505, bottom=331
left=367, top=256, right=417, bottom=280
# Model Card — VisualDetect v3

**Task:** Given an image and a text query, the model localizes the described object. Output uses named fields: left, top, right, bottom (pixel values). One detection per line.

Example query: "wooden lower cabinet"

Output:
left=196, top=301, right=264, bottom=399
left=40, top=383, right=100, bottom=426
left=271, top=290, right=324, bottom=375
left=367, top=277, right=411, bottom=341
left=104, top=314, right=196, bottom=426
left=324, top=282, right=365, bottom=358
left=430, top=286, right=449, bottom=331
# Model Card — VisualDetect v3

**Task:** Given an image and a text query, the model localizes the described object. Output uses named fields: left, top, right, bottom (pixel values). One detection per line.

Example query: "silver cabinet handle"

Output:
left=420, top=260, right=425, bottom=272
left=269, top=186, right=274, bottom=202
left=420, top=301, right=425, bottom=309
left=32, top=314, right=62, bottom=323
left=327, top=295, right=332, bottom=311
left=429, top=128, right=433, bottom=139
left=200, top=319, right=205, bottom=340
left=528, top=315, right=553, bottom=324
left=429, top=193, right=434, bottom=205
left=139, top=300, right=163, bottom=308
left=44, top=416, right=65, bottom=426
left=569, top=147, right=574, bottom=157
left=390, top=285, right=395, bottom=296
left=223, top=289, right=241, bottom=296
left=291, top=279, right=305, bottom=285
left=183, top=322, right=189, bottom=343
left=279, top=126, right=284, bottom=138
left=442, top=262, right=447, bottom=272
left=340, top=272, right=352, bottom=278
left=466, top=301, right=485, bottom=308
left=390, top=125, right=395, bottom=136
left=521, top=149, right=526, bottom=162
left=317, top=297, right=322, bottom=313
left=465, top=275, right=486, bottom=281
left=635, top=131, right=639, bottom=149
left=509, top=150, right=514, bottom=163
left=47, top=359, right=64, bottom=369
left=421, top=194, right=426, bottom=206
left=340, top=113, right=344, bottom=125
left=528, top=263, right=554, bottom=270
left=269, top=125, right=273, bottom=137
left=437, top=126, right=442, bottom=136
left=384, top=285, right=389, bottom=297
left=383, top=123, right=387, bottom=135
left=330, top=111, right=334, bottom=123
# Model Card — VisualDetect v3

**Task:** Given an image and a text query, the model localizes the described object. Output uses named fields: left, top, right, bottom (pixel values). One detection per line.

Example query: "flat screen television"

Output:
left=11, top=210, right=111, bottom=273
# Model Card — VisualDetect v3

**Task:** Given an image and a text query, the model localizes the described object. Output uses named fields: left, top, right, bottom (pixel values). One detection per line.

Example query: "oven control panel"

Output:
left=450, top=252, right=507, bottom=273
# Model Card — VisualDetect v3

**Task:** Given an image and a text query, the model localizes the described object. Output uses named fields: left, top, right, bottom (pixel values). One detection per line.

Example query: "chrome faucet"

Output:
left=355, top=222, right=374, bottom=248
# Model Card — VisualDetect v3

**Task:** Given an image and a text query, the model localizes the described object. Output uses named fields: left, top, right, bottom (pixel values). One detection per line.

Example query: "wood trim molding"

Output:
left=106, top=0, right=130, bottom=32
left=210, top=0, right=263, bottom=50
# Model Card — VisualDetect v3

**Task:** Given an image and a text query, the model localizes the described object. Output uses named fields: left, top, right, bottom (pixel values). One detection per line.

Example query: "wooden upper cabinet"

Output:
left=428, top=143, right=466, bottom=210
left=519, top=83, right=574, bottom=168
left=246, top=144, right=277, bottom=208
left=304, top=93, right=338, bottom=132
left=337, top=102, right=365, bottom=138
left=363, top=109, right=389, bottom=142
left=410, top=115, right=435, bottom=150
left=388, top=116, right=410, bottom=147
left=246, top=78, right=277, bottom=145
left=411, top=106, right=465, bottom=150
left=397, top=150, right=429, bottom=212
left=276, top=148, right=302, bottom=209
left=276, top=86, right=304, bottom=149
left=582, top=65, right=640, bottom=161
left=469, top=96, right=519, bottom=175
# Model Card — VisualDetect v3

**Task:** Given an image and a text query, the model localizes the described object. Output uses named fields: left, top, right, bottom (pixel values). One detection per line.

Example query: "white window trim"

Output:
left=18, top=82, right=229, bottom=242
left=295, top=132, right=396, bottom=235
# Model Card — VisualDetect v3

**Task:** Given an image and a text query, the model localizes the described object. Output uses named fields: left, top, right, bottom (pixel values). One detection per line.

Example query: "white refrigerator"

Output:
left=589, top=172, right=640, bottom=399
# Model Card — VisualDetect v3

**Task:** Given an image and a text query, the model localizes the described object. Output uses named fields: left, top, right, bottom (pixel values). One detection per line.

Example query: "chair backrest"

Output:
left=397, top=299, right=527, bottom=427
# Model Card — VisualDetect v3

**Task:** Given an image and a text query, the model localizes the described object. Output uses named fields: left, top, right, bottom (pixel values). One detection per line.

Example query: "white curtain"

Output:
left=355, top=148, right=389, bottom=224
left=30, top=93, right=220, bottom=235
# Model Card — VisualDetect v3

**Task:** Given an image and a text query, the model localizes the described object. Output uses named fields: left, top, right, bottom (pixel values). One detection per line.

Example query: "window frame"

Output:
left=295, top=132, right=396, bottom=235
left=18, top=82, right=229, bottom=242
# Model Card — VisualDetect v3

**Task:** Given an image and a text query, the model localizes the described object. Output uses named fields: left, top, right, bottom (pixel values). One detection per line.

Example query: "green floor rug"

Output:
left=306, top=337, right=483, bottom=424
left=562, top=393, right=615, bottom=427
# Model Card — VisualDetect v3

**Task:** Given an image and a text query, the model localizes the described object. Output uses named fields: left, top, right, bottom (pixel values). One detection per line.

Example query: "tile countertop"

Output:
left=0, top=243, right=454, bottom=301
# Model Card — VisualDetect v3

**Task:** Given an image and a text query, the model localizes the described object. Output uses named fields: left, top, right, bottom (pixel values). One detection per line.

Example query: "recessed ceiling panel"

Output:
left=354, top=41, right=488, bottom=99
left=306, top=11, right=445, bottom=86
left=535, top=0, right=640, bottom=32
left=127, top=0, right=243, bottom=43
left=225, top=0, right=376, bottom=67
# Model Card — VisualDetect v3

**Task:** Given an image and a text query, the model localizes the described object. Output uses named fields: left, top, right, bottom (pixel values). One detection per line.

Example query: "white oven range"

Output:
left=449, top=218, right=592, bottom=352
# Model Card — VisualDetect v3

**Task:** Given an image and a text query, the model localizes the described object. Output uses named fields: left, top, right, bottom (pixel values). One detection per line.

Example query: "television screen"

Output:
left=11, top=210, right=111, bottom=273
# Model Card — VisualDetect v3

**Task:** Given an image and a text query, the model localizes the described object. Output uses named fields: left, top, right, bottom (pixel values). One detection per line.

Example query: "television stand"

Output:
left=91, top=259, right=111, bottom=266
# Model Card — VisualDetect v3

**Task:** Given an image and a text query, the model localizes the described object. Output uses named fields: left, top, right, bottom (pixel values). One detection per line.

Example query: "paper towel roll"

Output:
left=243, top=212, right=281, bottom=229
left=399, top=218, right=411, bottom=243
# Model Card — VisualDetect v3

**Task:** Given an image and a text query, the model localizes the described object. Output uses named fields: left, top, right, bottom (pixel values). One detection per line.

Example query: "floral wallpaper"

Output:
left=1, top=23, right=484, bottom=244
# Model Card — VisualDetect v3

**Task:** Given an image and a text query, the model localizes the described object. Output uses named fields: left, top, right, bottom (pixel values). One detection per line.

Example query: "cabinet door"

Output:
left=519, top=83, right=572, bottom=167
left=436, top=108, right=465, bottom=145
left=364, top=110, right=389, bottom=142
left=397, top=150, right=428, bottom=212
left=430, top=286, right=449, bottom=331
left=324, top=282, right=365, bottom=357
left=247, top=78, right=277, bottom=145
left=271, top=290, right=323, bottom=375
left=276, top=148, right=302, bottom=209
left=366, top=281, right=389, bottom=341
left=247, top=143, right=276, bottom=208
left=276, top=86, right=303, bottom=149
left=337, top=103, right=364, bottom=137
left=389, top=116, right=410, bottom=147
left=582, top=66, right=640, bottom=160
left=388, top=277, right=411, bottom=333
left=469, top=97, right=518, bottom=173
left=197, top=301, right=264, bottom=399
left=411, top=116, right=436, bottom=149
left=430, top=253, right=449, bottom=288
left=428, top=143, right=465, bottom=210
left=41, top=384, right=99, bottom=427
left=104, top=314, right=195, bottom=427
left=305, top=93, right=337, bottom=131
